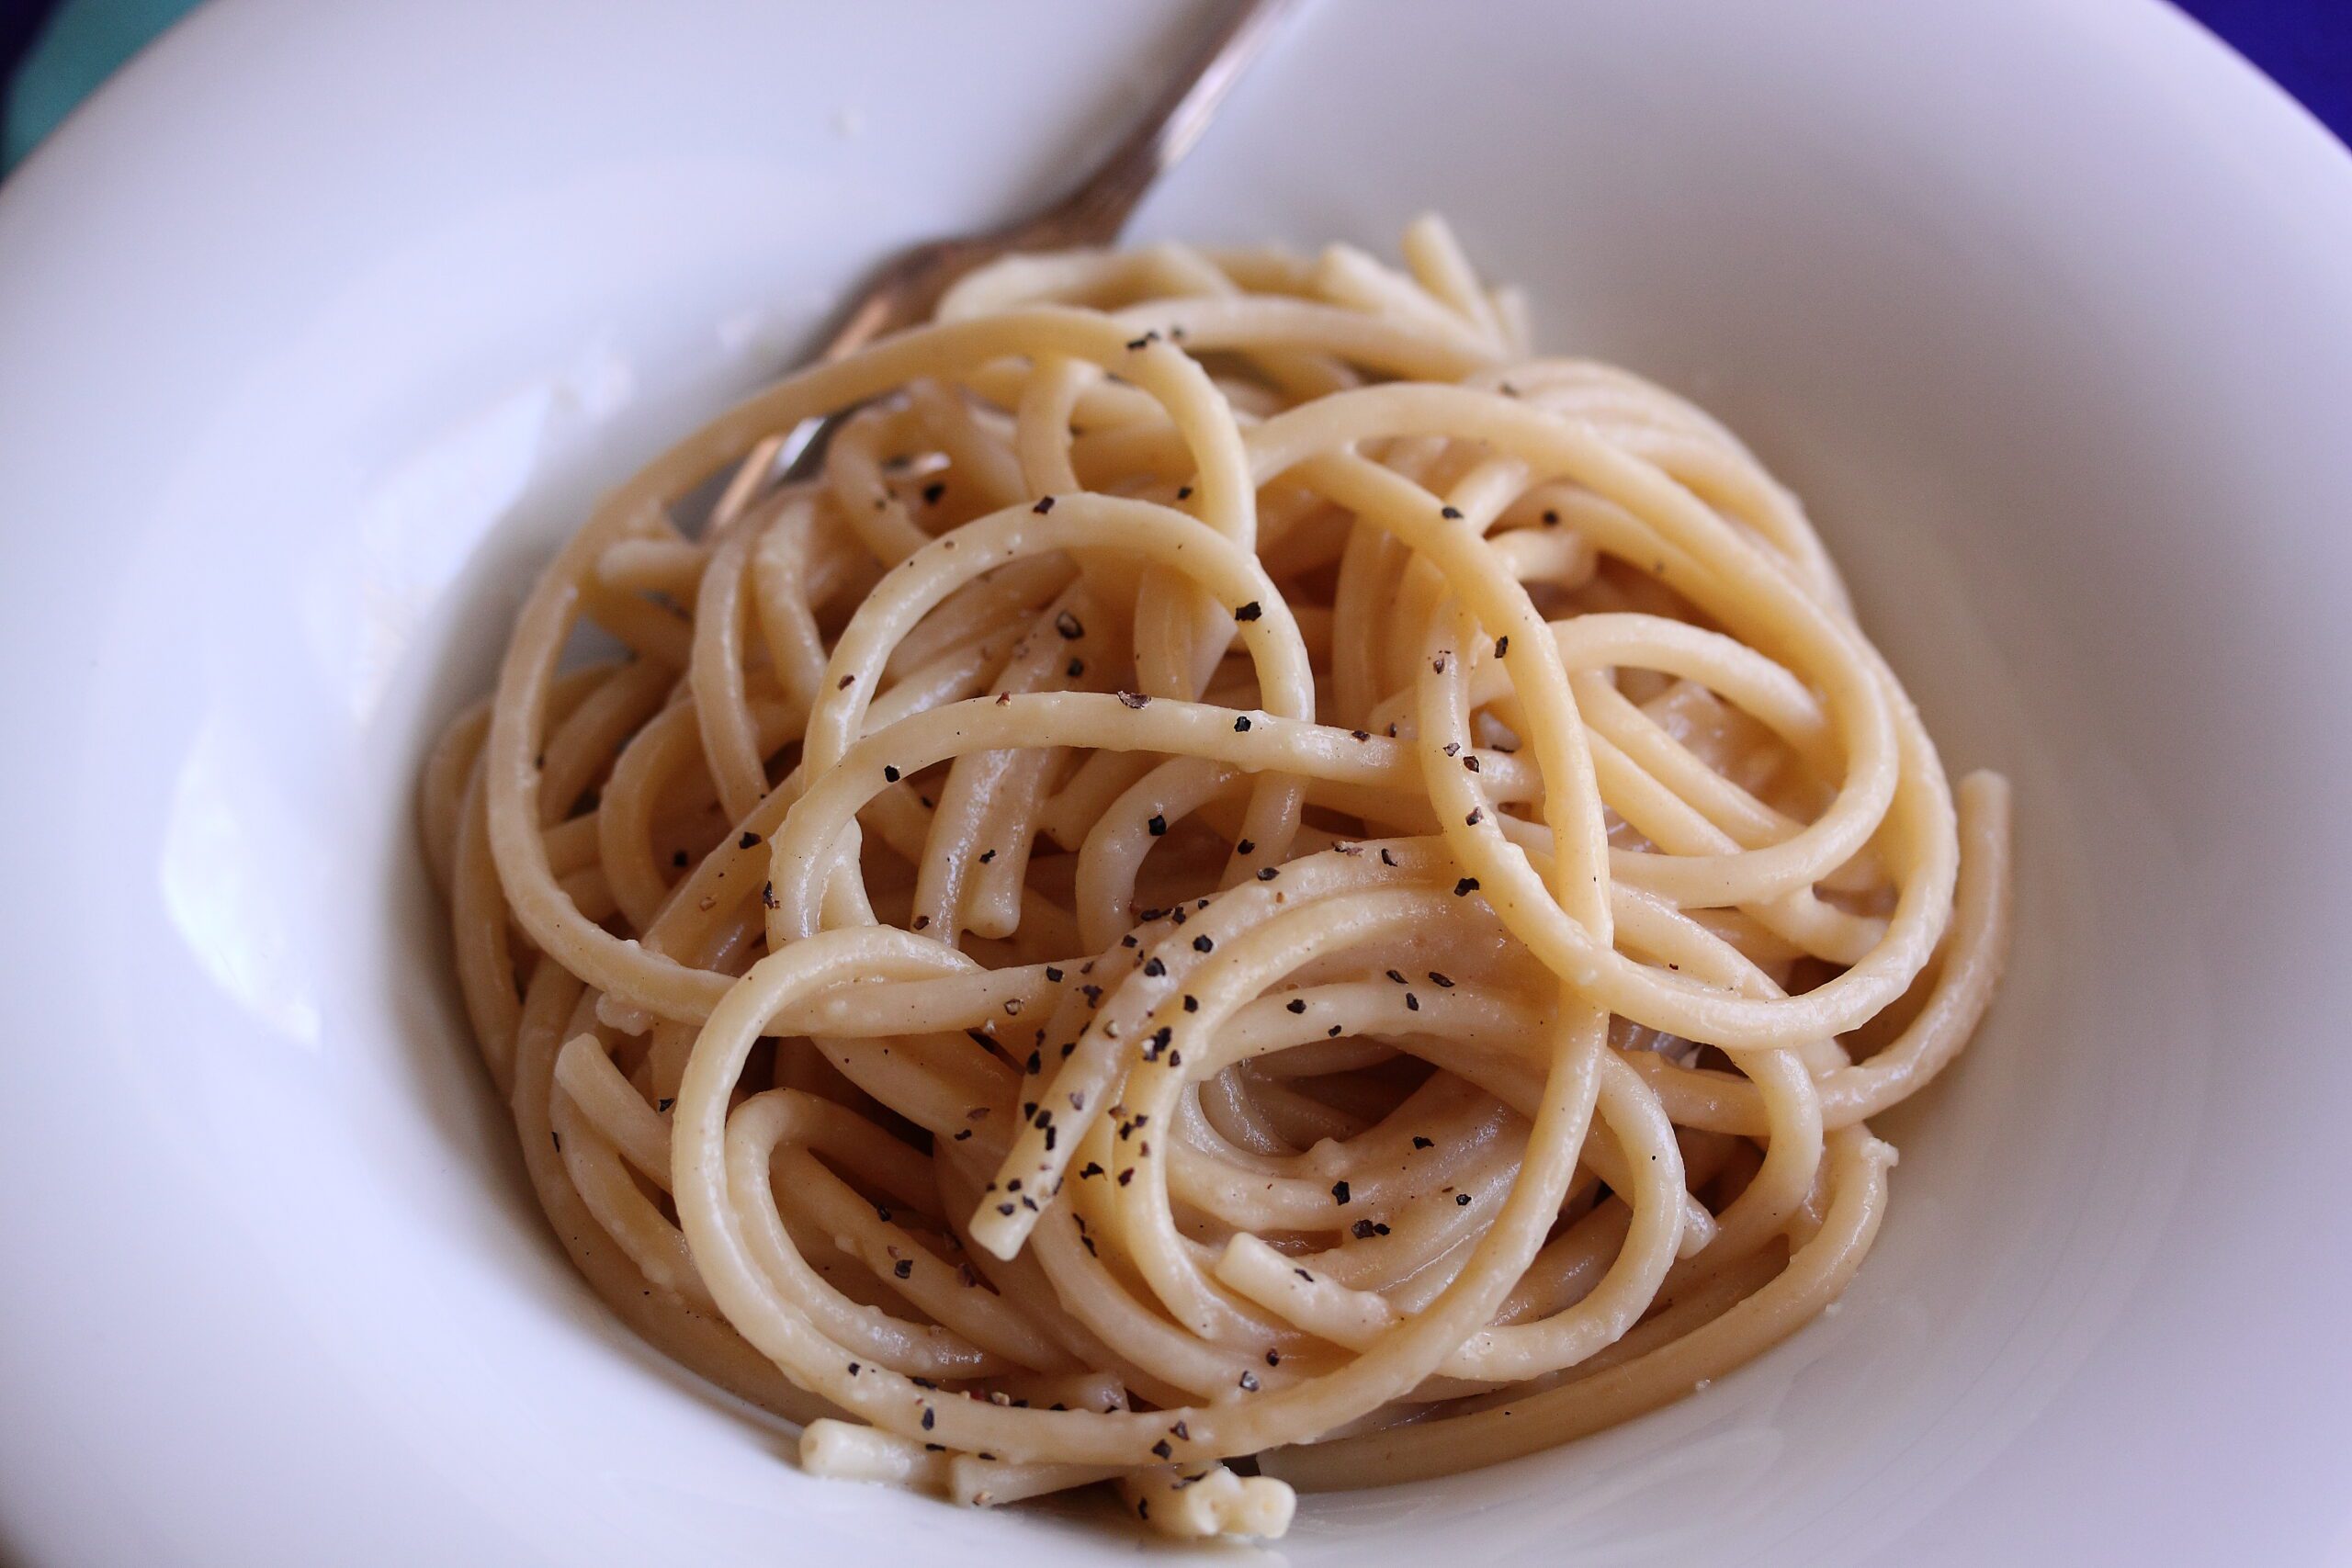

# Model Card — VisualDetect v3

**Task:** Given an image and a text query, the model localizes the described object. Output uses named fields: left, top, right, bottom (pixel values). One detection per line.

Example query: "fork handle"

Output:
left=815, top=0, right=1299, bottom=365
left=1001, top=0, right=1304, bottom=253
left=777, top=0, right=1299, bottom=480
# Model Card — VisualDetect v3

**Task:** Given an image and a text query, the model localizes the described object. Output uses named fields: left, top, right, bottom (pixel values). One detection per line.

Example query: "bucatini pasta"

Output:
left=421, top=217, right=2011, bottom=1541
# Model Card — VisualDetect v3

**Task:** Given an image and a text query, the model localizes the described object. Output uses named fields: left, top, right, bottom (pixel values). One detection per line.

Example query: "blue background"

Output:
left=0, top=0, right=2346, bottom=174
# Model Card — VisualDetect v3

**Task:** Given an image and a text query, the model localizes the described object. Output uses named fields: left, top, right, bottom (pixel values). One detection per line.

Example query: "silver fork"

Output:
left=763, top=0, right=1301, bottom=484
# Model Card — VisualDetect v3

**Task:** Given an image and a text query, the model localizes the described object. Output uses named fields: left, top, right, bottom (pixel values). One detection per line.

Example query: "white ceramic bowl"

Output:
left=4, top=2, right=2349, bottom=1562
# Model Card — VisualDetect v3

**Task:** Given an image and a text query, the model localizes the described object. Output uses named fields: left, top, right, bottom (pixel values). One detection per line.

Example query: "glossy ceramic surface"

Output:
left=2, top=2, right=2348, bottom=1562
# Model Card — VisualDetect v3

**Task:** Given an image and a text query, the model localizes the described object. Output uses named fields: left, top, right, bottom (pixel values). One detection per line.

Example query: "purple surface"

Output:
left=2177, top=0, right=2351, bottom=140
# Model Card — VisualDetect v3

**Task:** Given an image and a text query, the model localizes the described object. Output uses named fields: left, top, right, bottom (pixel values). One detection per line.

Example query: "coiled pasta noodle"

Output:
left=422, top=216, right=2011, bottom=1540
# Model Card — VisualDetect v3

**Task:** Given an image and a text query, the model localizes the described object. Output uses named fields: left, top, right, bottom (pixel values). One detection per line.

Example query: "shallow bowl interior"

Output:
left=3, top=2, right=2350, bottom=1564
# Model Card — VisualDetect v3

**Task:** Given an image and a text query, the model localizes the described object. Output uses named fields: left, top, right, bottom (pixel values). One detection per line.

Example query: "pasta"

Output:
left=421, top=216, right=2012, bottom=1540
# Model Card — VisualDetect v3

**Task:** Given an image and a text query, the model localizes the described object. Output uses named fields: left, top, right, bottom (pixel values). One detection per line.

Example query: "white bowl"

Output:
left=4, top=1, right=2349, bottom=1562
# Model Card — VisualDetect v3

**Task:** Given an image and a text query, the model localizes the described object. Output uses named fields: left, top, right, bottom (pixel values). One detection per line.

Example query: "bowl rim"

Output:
left=6, top=4, right=2352, bottom=1566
